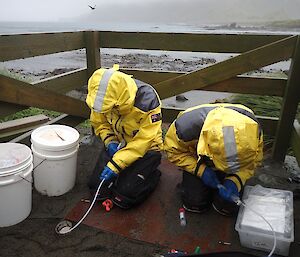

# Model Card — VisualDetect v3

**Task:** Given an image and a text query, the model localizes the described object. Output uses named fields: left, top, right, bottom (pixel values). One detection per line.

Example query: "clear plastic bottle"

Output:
left=179, top=208, right=186, bottom=226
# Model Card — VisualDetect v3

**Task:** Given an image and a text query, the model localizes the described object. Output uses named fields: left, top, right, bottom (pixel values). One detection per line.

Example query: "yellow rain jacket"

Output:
left=86, top=67, right=163, bottom=174
left=164, top=103, right=263, bottom=191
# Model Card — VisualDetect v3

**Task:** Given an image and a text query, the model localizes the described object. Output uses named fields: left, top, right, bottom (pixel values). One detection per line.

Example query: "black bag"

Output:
left=111, top=151, right=162, bottom=209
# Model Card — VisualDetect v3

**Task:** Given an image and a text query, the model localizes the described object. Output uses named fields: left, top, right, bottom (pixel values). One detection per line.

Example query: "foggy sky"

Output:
left=1, top=0, right=300, bottom=24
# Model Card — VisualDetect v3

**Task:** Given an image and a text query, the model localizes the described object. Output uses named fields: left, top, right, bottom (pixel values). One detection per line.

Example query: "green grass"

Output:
left=230, top=94, right=300, bottom=155
left=0, top=107, right=61, bottom=123
left=230, top=94, right=300, bottom=122
left=230, top=95, right=283, bottom=117
left=79, top=119, right=91, bottom=128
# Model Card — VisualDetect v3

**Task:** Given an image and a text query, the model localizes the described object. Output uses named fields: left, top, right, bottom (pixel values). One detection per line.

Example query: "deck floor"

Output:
left=0, top=134, right=300, bottom=257
left=66, top=159, right=241, bottom=253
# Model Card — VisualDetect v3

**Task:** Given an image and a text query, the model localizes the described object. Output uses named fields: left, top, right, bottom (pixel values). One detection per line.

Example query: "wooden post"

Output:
left=85, top=31, right=101, bottom=79
left=272, top=36, right=300, bottom=162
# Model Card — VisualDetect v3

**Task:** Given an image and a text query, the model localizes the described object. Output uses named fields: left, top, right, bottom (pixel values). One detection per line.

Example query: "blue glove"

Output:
left=100, top=166, right=118, bottom=181
left=201, top=167, right=221, bottom=189
left=218, top=179, right=239, bottom=202
left=107, top=142, right=119, bottom=158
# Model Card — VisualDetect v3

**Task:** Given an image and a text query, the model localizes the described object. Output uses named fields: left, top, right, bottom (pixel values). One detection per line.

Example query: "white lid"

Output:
left=31, top=125, right=80, bottom=151
left=0, top=143, right=32, bottom=176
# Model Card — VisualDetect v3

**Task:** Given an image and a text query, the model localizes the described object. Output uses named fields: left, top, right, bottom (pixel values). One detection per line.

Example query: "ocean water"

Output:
left=1, top=20, right=299, bottom=35
left=2, top=21, right=203, bottom=34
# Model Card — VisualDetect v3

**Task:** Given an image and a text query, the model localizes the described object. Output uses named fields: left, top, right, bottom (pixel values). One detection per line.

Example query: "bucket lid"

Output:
left=31, top=124, right=80, bottom=151
left=0, top=143, right=32, bottom=176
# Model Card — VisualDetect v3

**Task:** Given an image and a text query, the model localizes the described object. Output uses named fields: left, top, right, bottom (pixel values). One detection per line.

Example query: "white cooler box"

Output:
left=235, top=185, right=294, bottom=256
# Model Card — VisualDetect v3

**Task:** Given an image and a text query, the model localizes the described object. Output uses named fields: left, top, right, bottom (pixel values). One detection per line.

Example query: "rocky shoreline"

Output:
left=1, top=50, right=219, bottom=80
left=1, top=48, right=289, bottom=80
left=0, top=49, right=289, bottom=108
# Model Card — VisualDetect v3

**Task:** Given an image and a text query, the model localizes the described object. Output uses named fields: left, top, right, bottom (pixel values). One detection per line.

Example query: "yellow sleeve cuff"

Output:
left=196, top=163, right=206, bottom=177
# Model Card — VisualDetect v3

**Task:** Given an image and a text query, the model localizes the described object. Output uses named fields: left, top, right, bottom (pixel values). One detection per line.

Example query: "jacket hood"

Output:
left=197, top=106, right=262, bottom=173
left=86, top=66, right=137, bottom=115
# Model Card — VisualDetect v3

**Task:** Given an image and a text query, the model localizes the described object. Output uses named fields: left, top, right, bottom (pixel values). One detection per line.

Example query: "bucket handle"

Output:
left=0, top=159, right=46, bottom=186
left=18, top=164, right=34, bottom=184
left=18, top=159, right=46, bottom=185
left=32, top=158, right=47, bottom=170
left=19, top=152, right=68, bottom=184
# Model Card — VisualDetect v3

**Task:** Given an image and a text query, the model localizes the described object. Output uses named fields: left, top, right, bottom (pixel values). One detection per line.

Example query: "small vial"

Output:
left=179, top=208, right=186, bottom=226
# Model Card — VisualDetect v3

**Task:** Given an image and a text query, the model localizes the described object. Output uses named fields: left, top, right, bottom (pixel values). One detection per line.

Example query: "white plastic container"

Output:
left=235, top=185, right=294, bottom=256
left=31, top=124, right=80, bottom=196
left=0, top=143, right=33, bottom=227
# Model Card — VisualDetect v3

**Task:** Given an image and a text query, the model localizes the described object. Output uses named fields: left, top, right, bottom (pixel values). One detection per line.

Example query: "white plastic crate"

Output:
left=235, top=185, right=294, bottom=256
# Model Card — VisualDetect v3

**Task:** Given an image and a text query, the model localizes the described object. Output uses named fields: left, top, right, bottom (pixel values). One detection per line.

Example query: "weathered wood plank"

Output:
left=0, top=69, right=88, bottom=119
left=0, top=75, right=90, bottom=118
left=33, top=68, right=88, bottom=93
left=99, top=31, right=290, bottom=53
left=0, top=114, right=49, bottom=134
left=202, top=76, right=286, bottom=96
left=85, top=31, right=101, bottom=78
left=121, top=69, right=286, bottom=96
left=10, top=114, right=85, bottom=145
left=0, top=32, right=291, bottom=62
left=0, top=32, right=85, bottom=61
left=0, top=114, right=50, bottom=141
left=273, top=36, right=300, bottom=162
left=120, top=69, right=184, bottom=84
left=155, top=36, right=296, bottom=99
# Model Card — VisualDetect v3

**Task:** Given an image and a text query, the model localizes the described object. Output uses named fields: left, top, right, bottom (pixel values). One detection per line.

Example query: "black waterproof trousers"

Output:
left=181, top=171, right=240, bottom=216
left=88, top=150, right=161, bottom=209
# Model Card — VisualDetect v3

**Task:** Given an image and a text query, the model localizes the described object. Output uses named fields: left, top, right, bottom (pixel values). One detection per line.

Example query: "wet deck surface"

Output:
left=66, top=160, right=240, bottom=254
left=1, top=134, right=300, bottom=257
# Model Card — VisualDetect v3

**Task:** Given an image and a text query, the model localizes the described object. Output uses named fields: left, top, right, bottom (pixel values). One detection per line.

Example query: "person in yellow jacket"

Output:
left=86, top=66, right=163, bottom=209
left=164, top=103, right=263, bottom=216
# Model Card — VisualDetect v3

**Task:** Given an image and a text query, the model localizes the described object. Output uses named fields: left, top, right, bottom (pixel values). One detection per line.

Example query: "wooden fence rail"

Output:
left=154, top=36, right=296, bottom=99
left=0, top=31, right=299, bottom=164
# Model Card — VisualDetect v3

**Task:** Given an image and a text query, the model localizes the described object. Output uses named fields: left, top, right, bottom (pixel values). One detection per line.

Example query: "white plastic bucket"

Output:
left=0, top=143, right=33, bottom=227
left=31, top=124, right=80, bottom=196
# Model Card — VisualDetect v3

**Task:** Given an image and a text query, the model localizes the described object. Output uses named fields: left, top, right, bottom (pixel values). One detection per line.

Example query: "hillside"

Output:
left=77, top=0, right=300, bottom=25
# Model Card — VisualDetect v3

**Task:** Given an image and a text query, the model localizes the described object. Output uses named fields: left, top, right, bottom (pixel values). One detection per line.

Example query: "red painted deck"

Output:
left=66, top=160, right=243, bottom=253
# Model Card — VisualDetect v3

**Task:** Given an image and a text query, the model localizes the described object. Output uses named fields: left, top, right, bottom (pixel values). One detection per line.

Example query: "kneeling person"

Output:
left=164, top=103, right=263, bottom=216
left=86, top=66, right=163, bottom=209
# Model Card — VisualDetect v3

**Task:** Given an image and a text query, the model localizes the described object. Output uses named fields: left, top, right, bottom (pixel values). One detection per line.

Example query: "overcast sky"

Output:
left=1, top=0, right=300, bottom=23
left=0, top=0, right=96, bottom=21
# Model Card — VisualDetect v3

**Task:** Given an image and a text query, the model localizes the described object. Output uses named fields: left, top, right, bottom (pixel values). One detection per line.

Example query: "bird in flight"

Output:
left=88, top=5, right=96, bottom=10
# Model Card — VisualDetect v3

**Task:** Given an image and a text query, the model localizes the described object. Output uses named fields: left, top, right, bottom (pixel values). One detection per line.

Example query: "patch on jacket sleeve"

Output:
left=151, top=113, right=162, bottom=123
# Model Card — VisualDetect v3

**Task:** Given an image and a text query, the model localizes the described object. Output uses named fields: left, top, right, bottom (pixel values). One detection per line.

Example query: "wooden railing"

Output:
left=1, top=31, right=300, bottom=164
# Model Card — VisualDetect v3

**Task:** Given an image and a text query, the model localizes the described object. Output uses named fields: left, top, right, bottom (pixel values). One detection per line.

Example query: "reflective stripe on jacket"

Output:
left=86, top=67, right=163, bottom=173
left=164, top=103, right=263, bottom=191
